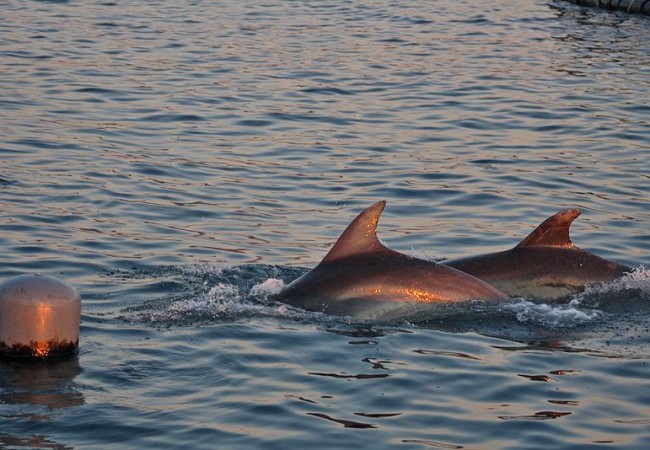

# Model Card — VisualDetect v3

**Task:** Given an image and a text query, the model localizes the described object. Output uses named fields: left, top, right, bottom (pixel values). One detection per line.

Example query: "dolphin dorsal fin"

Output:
left=321, top=201, right=388, bottom=263
left=516, top=209, right=581, bottom=248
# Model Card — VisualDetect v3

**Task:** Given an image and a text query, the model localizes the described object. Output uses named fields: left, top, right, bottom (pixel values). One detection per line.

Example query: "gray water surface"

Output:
left=1, top=0, right=650, bottom=448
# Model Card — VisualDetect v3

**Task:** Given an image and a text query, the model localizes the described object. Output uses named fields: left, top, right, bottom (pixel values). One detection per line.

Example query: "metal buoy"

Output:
left=0, top=274, right=80, bottom=358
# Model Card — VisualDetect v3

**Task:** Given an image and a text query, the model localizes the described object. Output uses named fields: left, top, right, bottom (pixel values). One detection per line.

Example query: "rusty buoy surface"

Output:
left=0, top=274, right=80, bottom=358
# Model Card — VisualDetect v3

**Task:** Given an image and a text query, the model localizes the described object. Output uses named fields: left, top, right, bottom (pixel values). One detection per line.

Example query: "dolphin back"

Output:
left=445, top=209, right=632, bottom=300
left=276, top=201, right=508, bottom=320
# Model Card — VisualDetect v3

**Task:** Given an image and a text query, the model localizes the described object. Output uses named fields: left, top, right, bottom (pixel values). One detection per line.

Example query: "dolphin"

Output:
left=275, top=201, right=508, bottom=320
left=444, top=209, right=632, bottom=300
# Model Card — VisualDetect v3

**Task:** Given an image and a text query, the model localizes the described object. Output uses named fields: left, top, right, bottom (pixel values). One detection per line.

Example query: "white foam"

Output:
left=578, top=266, right=650, bottom=298
left=504, top=299, right=601, bottom=328
left=249, top=278, right=284, bottom=298
left=163, top=283, right=242, bottom=316
left=140, top=279, right=312, bottom=324
left=178, top=264, right=225, bottom=277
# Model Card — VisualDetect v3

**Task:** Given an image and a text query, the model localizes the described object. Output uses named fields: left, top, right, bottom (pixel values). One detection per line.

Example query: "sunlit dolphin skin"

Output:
left=445, top=209, right=632, bottom=300
left=275, top=201, right=508, bottom=320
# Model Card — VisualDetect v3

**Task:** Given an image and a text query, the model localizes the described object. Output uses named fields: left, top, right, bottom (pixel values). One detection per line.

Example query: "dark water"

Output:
left=2, top=0, right=650, bottom=448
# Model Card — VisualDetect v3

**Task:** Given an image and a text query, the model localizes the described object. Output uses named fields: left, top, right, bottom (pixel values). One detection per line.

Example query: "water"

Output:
left=1, top=0, right=650, bottom=448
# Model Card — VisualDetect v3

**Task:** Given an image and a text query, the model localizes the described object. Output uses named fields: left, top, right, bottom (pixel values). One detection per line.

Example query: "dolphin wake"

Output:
left=115, top=264, right=650, bottom=338
left=503, top=269, right=650, bottom=327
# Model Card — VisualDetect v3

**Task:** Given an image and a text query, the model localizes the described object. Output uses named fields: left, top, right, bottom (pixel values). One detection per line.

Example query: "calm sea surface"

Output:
left=1, top=0, right=650, bottom=448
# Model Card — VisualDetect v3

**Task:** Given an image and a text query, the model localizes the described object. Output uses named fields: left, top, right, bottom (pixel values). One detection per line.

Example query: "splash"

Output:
left=501, top=267, right=650, bottom=328
left=578, top=266, right=650, bottom=299
left=565, top=266, right=650, bottom=315
left=166, top=283, right=242, bottom=315
left=249, top=278, right=284, bottom=298
left=134, top=275, right=322, bottom=325
left=504, top=299, right=601, bottom=328
left=118, top=263, right=650, bottom=337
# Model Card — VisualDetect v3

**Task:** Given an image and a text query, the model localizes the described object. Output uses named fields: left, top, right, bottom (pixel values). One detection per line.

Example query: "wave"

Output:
left=114, top=264, right=650, bottom=347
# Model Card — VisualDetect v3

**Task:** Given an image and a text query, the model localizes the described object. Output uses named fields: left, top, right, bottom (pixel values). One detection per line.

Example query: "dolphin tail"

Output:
left=516, top=209, right=581, bottom=248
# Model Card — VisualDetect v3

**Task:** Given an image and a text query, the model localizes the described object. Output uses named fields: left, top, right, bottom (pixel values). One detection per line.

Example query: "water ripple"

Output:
left=1, top=0, right=649, bottom=448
